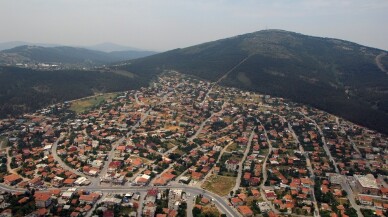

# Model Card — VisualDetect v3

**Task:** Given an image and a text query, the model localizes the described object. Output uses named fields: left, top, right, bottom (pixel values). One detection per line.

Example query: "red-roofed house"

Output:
left=238, top=206, right=253, bottom=217
left=4, top=174, right=22, bottom=185
left=35, top=193, right=52, bottom=208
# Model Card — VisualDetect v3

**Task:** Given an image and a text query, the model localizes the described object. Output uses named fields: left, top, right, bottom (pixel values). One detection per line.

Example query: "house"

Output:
left=134, top=174, right=150, bottom=185
left=3, top=174, right=22, bottom=186
left=35, top=208, right=49, bottom=216
left=300, top=177, right=313, bottom=188
left=225, top=160, right=239, bottom=171
left=191, top=171, right=204, bottom=180
left=201, top=197, right=210, bottom=205
left=35, top=193, right=52, bottom=208
left=358, top=195, right=373, bottom=206
left=381, top=187, right=388, bottom=199
left=354, top=174, right=380, bottom=195
left=29, top=177, right=43, bottom=187
left=79, top=193, right=100, bottom=204
left=131, top=158, right=144, bottom=168
left=237, top=206, right=254, bottom=217
left=52, top=176, right=64, bottom=187
left=103, top=210, right=114, bottom=217
left=143, top=202, right=157, bottom=217
left=249, top=177, right=260, bottom=186
left=265, top=190, right=277, bottom=200
left=231, top=197, right=243, bottom=207
left=63, top=178, right=76, bottom=186
left=0, top=209, right=12, bottom=217
left=251, top=189, right=260, bottom=197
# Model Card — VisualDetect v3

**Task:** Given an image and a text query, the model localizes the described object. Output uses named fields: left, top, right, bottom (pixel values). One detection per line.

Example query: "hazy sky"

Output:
left=1, top=0, right=387, bottom=51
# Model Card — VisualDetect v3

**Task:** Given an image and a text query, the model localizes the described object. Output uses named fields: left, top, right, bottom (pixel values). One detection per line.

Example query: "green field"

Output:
left=69, top=93, right=119, bottom=114
left=0, top=136, right=8, bottom=149
left=226, top=143, right=238, bottom=152
left=202, top=175, right=236, bottom=196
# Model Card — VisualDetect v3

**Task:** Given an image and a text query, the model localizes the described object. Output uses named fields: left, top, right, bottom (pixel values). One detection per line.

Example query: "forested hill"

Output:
left=120, top=29, right=388, bottom=134
left=0, top=66, right=151, bottom=117
left=0, top=45, right=156, bottom=66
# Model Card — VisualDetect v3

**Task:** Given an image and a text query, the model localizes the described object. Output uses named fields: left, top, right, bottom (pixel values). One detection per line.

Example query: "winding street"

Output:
left=51, top=135, right=88, bottom=178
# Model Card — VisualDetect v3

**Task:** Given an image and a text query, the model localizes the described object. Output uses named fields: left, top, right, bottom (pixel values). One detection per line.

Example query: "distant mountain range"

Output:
left=84, top=42, right=142, bottom=52
left=120, top=29, right=388, bottom=134
left=0, top=41, right=147, bottom=52
left=0, top=41, right=62, bottom=51
left=0, top=45, right=157, bottom=66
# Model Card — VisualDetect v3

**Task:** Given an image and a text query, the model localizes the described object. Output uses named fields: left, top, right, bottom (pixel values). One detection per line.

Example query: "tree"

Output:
left=192, top=207, right=201, bottom=217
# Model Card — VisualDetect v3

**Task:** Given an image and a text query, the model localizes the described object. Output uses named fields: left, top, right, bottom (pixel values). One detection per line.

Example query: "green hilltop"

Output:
left=121, top=30, right=388, bottom=134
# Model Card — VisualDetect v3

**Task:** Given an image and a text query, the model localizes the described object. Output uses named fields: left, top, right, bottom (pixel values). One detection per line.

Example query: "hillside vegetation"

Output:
left=121, top=30, right=388, bottom=134
left=0, top=66, right=151, bottom=117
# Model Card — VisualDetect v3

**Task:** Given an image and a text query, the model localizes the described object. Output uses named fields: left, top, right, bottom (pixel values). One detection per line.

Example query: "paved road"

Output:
left=286, top=120, right=320, bottom=217
left=306, top=114, right=363, bottom=216
left=0, top=167, right=240, bottom=217
left=232, top=128, right=256, bottom=193
left=100, top=95, right=168, bottom=181
left=187, top=114, right=213, bottom=143
left=197, top=141, right=234, bottom=187
left=100, top=108, right=151, bottom=176
left=51, top=135, right=89, bottom=178
left=336, top=118, right=371, bottom=170
left=258, top=121, right=279, bottom=214
left=76, top=185, right=239, bottom=217
left=302, top=114, right=340, bottom=174
left=340, top=176, right=364, bottom=217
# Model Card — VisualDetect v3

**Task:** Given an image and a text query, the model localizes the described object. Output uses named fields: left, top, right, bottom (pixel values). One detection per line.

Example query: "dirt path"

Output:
left=202, top=56, right=252, bottom=104
left=375, top=52, right=388, bottom=75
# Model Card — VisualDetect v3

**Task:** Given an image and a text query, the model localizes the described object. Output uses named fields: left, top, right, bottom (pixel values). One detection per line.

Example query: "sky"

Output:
left=0, top=0, right=387, bottom=51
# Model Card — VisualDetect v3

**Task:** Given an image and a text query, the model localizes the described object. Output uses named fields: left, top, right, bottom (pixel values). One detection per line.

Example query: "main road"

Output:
left=80, top=184, right=238, bottom=217
left=0, top=180, right=239, bottom=217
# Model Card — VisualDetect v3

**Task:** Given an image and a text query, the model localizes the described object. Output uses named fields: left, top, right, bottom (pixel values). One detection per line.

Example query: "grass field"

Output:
left=226, top=143, right=238, bottom=152
left=129, top=156, right=151, bottom=165
left=201, top=175, right=236, bottom=196
left=0, top=136, right=8, bottom=149
left=202, top=205, right=221, bottom=217
left=69, top=92, right=119, bottom=113
left=236, top=71, right=252, bottom=87
left=167, top=143, right=175, bottom=150
left=112, top=70, right=135, bottom=78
